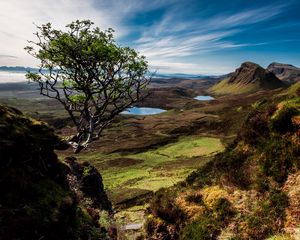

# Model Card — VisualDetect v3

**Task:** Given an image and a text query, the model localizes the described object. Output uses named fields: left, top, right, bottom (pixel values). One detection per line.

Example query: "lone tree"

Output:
left=25, top=20, right=150, bottom=152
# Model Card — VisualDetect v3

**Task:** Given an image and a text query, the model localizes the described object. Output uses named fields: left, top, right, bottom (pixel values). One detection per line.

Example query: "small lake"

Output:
left=194, top=95, right=215, bottom=101
left=122, top=107, right=166, bottom=115
left=0, top=71, right=27, bottom=83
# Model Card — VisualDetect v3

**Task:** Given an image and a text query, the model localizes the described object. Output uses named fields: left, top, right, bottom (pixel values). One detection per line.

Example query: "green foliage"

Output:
left=25, top=72, right=41, bottom=82
left=240, top=103, right=276, bottom=145
left=69, top=94, right=86, bottom=103
left=270, top=103, right=299, bottom=133
left=83, top=165, right=93, bottom=176
left=25, top=20, right=150, bottom=150
left=279, top=81, right=300, bottom=97
left=213, top=198, right=235, bottom=222
left=267, top=234, right=294, bottom=240
left=181, top=214, right=220, bottom=240
left=187, top=147, right=249, bottom=189
left=149, top=188, right=186, bottom=224
left=181, top=199, right=234, bottom=240
left=245, top=190, right=288, bottom=239
left=260, top=137, right=299, bottom=183
left=251, top=98, right=267, bottom=109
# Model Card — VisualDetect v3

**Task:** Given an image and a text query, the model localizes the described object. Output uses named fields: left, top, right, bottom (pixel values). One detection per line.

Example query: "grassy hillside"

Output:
left=210, top=76, right=285, bottom=95
left=209, top=77, right=260, bottom=95
left=75, top=136, right=223, bottom=197
left=145, top=87, right=300, bottom=239
left=210, top=62, right=286, bottom=95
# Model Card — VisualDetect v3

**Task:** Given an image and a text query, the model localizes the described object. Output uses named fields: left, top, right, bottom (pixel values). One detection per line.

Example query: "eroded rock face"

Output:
left=0, top=104, right=113, bottom=240
left=65, top=157, right=113, bottom=212
left=228, top=61, right=283, bottom=88
left=267, top=62, right=300, bottom=83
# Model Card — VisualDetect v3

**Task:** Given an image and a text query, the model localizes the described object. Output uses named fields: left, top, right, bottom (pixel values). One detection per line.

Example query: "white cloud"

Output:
left=0, top=0, right=291, bottom=74
left=134, top=3, right=287, bottom=73
left=149, top=59, right=234, bottom=75
left=0, top=0, right=144, bottom=66
left=0, top=0, right=176, bottom=67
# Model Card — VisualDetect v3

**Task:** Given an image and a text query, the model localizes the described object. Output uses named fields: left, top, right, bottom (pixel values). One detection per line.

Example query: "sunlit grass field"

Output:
left=73, top=136, right=224, bottom=202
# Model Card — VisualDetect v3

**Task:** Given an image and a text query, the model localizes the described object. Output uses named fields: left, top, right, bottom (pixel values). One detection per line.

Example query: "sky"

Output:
left=0, top=0, right=299, bottom=74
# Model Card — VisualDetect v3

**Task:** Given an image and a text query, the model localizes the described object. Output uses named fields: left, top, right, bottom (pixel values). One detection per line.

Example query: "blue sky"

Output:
left=0, top=0, right=299, bottom=74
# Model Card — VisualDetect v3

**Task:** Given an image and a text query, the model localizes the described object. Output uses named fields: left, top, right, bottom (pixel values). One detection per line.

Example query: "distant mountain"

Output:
left=210, top=61, right=285, bottom=95
left=0, top=66, right=38, bottom=72
left=267, top=62, right=300, bottom=83
left=153, top=72, right=219, bottom=79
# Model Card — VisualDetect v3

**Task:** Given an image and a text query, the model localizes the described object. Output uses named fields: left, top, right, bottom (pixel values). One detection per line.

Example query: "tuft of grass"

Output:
left=270, top=98, right=300, bottom=133
left=279, top=80, right=300, bottom=97
left=267, top=234, right=294, bottom=240
left=180, top=198, right=234, bottom=240
left=245, top=190, right=289, bottom=239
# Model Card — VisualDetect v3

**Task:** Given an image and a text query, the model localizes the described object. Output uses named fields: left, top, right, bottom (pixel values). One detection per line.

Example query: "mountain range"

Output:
left=210, top=61, right=287, bottom=95
left=267, top=62, right=300, bottom=83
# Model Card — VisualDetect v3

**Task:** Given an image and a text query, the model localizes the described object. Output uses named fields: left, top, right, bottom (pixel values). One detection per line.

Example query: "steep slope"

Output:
left=0, top=104, right=114, bottom=240
left=268, top=62, right=300, bottom=83
left=145, top=86, right=300, bottom=239
left=210, top=62, right=285, bottom=95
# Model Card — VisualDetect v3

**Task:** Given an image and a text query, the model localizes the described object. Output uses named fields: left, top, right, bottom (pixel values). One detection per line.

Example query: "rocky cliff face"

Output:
left=228, top=61, right=283, bottom=87
left=0, top=104, right=114, bottom=240
left=267, top=62, right=300, bottom=83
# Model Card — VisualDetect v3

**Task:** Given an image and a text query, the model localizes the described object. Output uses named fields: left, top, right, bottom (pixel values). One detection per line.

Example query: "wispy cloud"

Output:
left=0, top=0, right=298, bottom=73
left=0, top=0, right=174, bottom=66
left=134, top=2, right=287, bottom=69
left=205, top=4, right=285, bottom=28
left=0, top=55, right=17, bottom=59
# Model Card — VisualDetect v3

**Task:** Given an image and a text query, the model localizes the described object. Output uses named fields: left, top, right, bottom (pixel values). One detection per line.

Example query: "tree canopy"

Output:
left=25, top=20, right=150, bottom=152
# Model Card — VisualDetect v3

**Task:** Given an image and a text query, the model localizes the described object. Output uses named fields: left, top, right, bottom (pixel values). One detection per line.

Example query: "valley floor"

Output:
left=0, top=80, right=284, bottom=238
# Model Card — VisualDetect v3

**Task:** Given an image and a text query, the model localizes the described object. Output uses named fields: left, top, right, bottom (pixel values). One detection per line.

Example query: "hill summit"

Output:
left=267, top=62, right=300, bottom=83
left=228, top=61, right=280, bottom=85
left=210, top=61, right=285, bottom=95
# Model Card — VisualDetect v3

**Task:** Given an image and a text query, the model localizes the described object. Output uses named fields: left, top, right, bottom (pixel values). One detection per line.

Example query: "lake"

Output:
left=0, top=71, right=27, bottom=83
left=194, top=95, right=214, bottom=101
left=121, top=107, right=166, bottom=115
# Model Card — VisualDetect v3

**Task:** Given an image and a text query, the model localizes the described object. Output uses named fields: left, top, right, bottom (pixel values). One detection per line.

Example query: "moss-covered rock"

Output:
left=0, top=104, right=114, bottom=240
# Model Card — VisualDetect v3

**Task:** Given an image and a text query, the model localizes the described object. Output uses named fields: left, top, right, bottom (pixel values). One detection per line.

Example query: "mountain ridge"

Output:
left=267, top=62, right=300, bottom=83
left=210, top=61, right=285, bottom=95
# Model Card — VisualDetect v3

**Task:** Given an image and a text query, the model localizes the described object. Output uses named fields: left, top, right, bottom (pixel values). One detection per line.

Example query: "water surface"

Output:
left=0, top=71, right=27, bottom=83
left=194, top=95, right=214, bottom=101
left=122, top=107, right=166, bottom=115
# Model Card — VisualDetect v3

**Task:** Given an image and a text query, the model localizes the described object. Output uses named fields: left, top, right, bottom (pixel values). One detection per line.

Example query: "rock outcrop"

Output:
left=267, top=62, right=300, bottom=83
left=228, top=62, right=282, bottom=86
left=210, top=61, right=285, bottom=95
left=0, top=104, right=114, bottom=240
